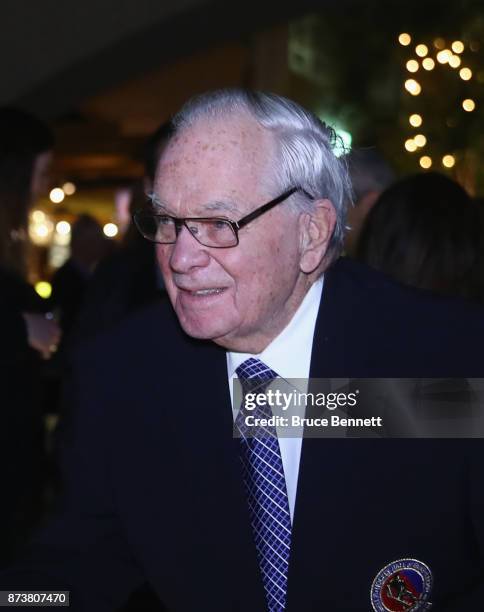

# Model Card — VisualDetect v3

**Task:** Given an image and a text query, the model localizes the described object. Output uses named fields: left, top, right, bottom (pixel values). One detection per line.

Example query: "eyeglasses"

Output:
left=133, top=187, right=313, bottom=248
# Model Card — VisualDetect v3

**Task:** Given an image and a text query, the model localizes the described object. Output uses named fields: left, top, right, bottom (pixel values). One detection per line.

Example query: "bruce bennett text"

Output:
left=244, top=415, right=383, bottom=428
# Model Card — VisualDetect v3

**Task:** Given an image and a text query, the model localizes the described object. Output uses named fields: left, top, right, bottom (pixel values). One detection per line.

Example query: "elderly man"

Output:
left=2, top=90, right=484, bottom=612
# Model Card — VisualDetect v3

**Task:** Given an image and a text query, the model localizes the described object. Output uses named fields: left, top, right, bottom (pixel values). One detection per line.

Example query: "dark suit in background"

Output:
left=71, top=238, right=163, bottom=345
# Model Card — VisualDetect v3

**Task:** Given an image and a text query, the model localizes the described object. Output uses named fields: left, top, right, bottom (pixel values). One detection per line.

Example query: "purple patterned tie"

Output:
left=235, top=358, right=292, bottom=612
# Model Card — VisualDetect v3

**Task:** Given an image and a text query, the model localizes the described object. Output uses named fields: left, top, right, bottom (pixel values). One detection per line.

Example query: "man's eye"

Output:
left=210, top=219, right=229, bottom=230
left=158, top=215, right=172, bottom=225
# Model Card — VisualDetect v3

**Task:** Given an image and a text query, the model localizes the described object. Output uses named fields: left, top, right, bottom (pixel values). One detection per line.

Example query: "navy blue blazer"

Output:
left=2, top=258, right=484, bottom=611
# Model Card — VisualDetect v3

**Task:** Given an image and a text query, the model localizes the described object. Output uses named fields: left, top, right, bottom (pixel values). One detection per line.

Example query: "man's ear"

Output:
left=298, top=199, right=337, bottom=274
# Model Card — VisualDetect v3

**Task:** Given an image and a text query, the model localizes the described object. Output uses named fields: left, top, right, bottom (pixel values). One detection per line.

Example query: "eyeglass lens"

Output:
left=137, top=214, right=237, bottom=247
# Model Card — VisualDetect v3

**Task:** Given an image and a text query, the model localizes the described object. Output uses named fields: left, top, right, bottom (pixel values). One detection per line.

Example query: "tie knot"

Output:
left=236, top=358, right=277, bottom=395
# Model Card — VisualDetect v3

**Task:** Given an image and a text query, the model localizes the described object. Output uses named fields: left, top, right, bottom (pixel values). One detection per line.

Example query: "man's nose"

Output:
left=169, top=224, right=210, bottom=273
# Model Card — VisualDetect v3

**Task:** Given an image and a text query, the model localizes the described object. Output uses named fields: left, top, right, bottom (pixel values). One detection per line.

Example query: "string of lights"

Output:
left=398, top=32, right=478, bottom=171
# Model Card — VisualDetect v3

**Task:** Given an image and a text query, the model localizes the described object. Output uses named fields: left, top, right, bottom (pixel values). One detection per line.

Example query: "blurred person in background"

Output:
left=50, top=214, right=110, bottom=339
left=343, top=147, right=396, bottom=256
left=0, top=107, right=61, bottom=566
left=70, top=122, right=172, bottom=344
left=45, top=213, right=111, bottom=421
left=356, top=172, right=483, bottom=304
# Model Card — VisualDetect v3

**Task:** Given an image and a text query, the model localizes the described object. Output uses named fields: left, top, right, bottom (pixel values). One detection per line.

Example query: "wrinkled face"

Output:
left=154, top=117, right=311, bottom=353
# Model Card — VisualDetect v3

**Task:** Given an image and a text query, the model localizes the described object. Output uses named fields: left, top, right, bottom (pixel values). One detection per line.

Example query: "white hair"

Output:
left=169, top=88, right=353, bottom=256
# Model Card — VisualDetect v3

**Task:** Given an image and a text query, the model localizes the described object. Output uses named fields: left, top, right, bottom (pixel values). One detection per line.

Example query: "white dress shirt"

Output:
left=227, top=277, right=323, bottom=522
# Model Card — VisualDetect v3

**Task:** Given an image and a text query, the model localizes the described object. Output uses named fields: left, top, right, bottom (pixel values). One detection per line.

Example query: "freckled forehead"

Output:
left=165, top=117, right=270, bottom=162
left=154, top=116, right=274, bottom=210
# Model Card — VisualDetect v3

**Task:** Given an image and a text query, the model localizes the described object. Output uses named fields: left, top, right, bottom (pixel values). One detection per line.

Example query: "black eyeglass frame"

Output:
left=133, top=186, right=315, bottom=248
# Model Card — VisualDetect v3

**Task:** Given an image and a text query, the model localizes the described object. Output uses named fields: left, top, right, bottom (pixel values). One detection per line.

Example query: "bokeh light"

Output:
left=49, top=188, right=65, bottom=204
left=448, top=55, right=461, bottom=68
left=406, top=59, right=419, bottom=73
left=415, top=44, right=428, bottom=57
left=103, top=223, right=119, bottom=238
left=56, top=221, right=71, bottom=235
left=35, top=225, right=49, bottom=238
left=437, top=49, right=452, bottom=64
left=398, top=33, right=411, bottom=46
left=419, top=156, right=432, bottom=169
left=405, top=139, right=418, bottom=152
left=32, top=210, right=46, bottom=223
left=414, top=134, right=427, bottom=147
left=409, top=114, right=423, bottom=127
left=35, top=281, right=52, bottom=299
left=442, top=155, right=456, bottom=168
left=62, top=182, right=76, bottom=196
left=462, top=99, right=476, bottom=112
left=404, top=79, right=421, bottom=95
left=451, top=41, right=464, bottom=54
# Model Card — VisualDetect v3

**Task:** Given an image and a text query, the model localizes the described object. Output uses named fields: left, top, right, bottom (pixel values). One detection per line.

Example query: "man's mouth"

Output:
left=191, top=288, right=225, bottom=296
left=178, top=286, right=227, bottom=297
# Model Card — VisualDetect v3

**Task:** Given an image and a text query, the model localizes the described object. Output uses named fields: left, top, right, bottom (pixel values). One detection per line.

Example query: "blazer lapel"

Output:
left=179, top=342, right=267, bottom=611
left=286, top=260, right=349, bottom=609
